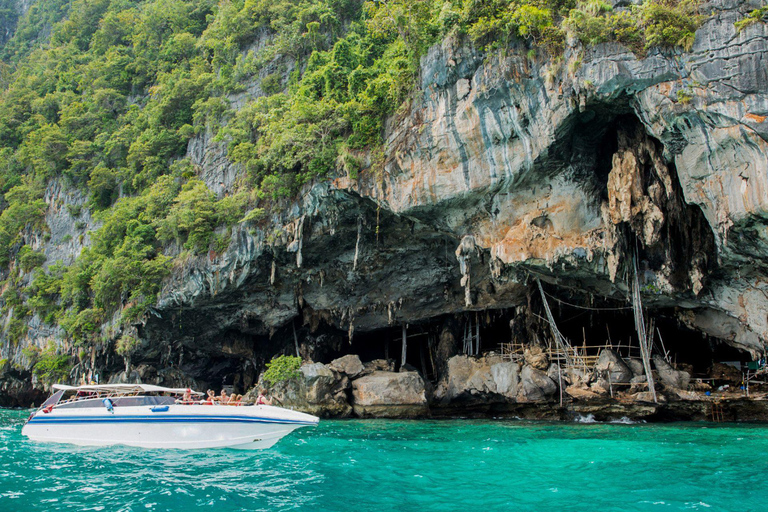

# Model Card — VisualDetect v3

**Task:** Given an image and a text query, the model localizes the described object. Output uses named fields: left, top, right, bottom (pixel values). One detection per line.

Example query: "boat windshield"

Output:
left=56, top=395, right=178, bottom=409
left=39, top=389, right=65, bottom=409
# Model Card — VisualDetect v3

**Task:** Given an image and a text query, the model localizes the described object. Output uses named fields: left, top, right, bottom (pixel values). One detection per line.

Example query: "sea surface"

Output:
left=1, top=409, right=767, bottom=511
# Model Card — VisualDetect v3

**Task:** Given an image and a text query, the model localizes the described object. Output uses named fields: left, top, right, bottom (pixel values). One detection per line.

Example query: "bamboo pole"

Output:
left=632, top=257, right=657, bottom=403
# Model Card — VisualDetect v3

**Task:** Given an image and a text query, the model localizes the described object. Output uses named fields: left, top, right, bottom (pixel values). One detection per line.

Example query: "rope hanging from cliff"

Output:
left=537, top=279, right=574, bottom=367
left=632, top=257, right=658, bottom=403
left=539, top=289, right=633, bottom=312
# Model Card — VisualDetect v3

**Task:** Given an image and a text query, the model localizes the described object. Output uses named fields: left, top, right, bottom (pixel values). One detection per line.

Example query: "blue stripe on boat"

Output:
left=28, top=415, right=316, bottom=426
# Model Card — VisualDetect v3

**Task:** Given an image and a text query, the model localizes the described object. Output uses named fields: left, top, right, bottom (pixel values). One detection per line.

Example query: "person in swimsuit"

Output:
left=256, top=389, right=273, bottom=405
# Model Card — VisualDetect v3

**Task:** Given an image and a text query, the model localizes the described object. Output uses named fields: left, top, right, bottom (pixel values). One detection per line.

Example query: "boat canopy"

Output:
left=52, top=384, right=203, bottom=395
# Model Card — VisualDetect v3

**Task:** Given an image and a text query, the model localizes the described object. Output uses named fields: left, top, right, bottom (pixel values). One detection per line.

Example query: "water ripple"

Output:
left=1, top=410, right=768, bottom=511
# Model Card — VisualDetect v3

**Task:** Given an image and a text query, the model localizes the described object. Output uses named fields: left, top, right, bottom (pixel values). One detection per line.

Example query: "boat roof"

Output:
left=52, top=384, right=203, bottom=395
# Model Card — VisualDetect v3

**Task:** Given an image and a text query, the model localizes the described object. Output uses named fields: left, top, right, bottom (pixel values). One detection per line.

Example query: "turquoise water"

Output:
left=1, top=409, right=767, bottom=511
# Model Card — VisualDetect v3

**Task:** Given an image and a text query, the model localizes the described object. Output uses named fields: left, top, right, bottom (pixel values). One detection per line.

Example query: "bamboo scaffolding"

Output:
left=632, top=258, right=657, bottom=403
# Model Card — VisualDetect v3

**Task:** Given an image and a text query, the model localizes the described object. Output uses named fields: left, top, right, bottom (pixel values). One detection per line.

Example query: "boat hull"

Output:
left=21, top=404, right=318, bottom=450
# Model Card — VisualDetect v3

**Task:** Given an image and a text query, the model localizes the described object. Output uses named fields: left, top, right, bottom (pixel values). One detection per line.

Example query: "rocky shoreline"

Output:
left=242, top=352, right=768, bottom=423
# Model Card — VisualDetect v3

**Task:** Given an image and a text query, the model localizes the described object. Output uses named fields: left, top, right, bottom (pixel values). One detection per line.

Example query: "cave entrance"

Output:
left=290, top=310, right=517, bottom=383
left=532, top=284, right=756, bottom=385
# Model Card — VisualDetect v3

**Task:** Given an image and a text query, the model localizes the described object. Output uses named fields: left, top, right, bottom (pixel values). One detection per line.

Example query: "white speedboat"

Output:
left=21, top=384, right=319, bottom=450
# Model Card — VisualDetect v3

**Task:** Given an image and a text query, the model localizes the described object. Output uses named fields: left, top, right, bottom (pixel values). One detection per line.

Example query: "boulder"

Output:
left=626, top=359, right=645, bottom=377
left=653, top=355, right=691, bottom=390
left=565, top=367, right=591, bottom=387
left=566, top=386, right=601, bottom=400
left=630, top=375, right=649, bottom=392
left=490, top=362, right=519, bottom=398
left=633, top=391, right=666, bottom=404
left=547, top=363, right=564, bottom=384
left=328, top=354, right=365, bottom=378
left=591, top=379, right=610, bottom=395
left=351, top=371, right=428, bottom=418
left=435, top=354, right=519, bottom=403
left=518, top=365, right=557, bottom=402
left=596, top=349, right=634, bottom=384
left=361, top=359, right=395, bottom=376
left=524, top=346, right=549, bottom=370
left=709, top=362, right=742, bottom=383
left=249, top=362, right=352, bottom=417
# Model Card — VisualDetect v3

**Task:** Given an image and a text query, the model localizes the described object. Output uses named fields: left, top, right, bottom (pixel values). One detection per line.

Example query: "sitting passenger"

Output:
left=256, top=389, right=272, bottom=406
left=205, top=389, right=216, bottom=404
left=179, top=388, right=192, bottom=404
left=219, top=389, right=229, bottom=404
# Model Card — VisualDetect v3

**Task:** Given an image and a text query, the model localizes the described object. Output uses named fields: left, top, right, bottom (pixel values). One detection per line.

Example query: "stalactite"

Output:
left=353, top=215, right=363, bottom=271
left=296, top=215, right=304, bottom=268
left=455, top=235, right=477, bottom=307
left=401, top=324, right=407, bottom=367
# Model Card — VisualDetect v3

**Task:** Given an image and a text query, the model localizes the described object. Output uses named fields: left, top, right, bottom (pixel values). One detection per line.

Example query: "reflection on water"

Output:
left=1, top=409, right=767, bottom=511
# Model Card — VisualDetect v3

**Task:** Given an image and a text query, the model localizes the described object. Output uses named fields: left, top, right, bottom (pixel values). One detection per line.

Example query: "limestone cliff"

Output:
left=2, top=0, right=767, bottom=407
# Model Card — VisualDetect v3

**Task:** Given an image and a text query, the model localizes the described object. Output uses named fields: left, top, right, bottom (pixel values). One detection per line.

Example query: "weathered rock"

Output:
left=518, top=365, right=557, bottom=402
left=328, top=354, right=365, bottom=379
left=709, top=362, right=743, bottom=383
left=653, top=355, right=691, bottom=391
left=351, top=371, right=428, bottom=418
left=435, top=354, right=519, bottom=403
left=361, top=359, right=395, bottom=376
left=490, top=361, right=519, bottom=398
left=4, top=0, right=768, bottom=416
left=626, top=359, right=645, bottom=377
left=565, top=367, right=591, bottom=387
left=252, top=362, right=352, bottom=418
left=596, top=349, right=634, bottom=384
left=524, top=346, right=549, bottom=370
left=633, top=391, right=667, bottom=404
left=566, top=386, right=601, bottom=401
left=591, top=379, right=610, bottom=395
left=547, top=362, right=563, bottom=383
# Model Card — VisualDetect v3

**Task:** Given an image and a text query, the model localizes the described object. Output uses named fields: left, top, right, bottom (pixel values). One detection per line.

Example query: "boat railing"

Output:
left=54, top=392, right=255, bottom=408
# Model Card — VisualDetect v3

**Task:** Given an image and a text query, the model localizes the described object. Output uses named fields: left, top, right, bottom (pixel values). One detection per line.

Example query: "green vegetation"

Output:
left=564, top=0, right=701, bottom=52
left=0, top=0, right=709, bottom=349
left=735, top=5, right=768, bottom=31
left=262, top=354, right=302, bottom=385
left=676, top=88, right=693, bottom=104
left=22, top=342, right=72, bottom=384
left=115, top=333, right=141, bottom=356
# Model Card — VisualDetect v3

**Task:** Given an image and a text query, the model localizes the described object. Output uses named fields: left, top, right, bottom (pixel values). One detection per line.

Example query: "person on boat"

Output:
left=205, top=389, right=216, bottom=404
left=219, top=389, right=229, bottom=404
left=256, top=389, right=273, bottom=405
left=179, top=388, right=192, bottom=404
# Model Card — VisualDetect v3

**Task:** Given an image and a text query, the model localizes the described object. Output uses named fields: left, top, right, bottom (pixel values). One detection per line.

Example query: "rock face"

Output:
left=596, top=350, right=634, bottom=384
left=2, top=0, right=768, bottom=410
left=653, top=355, right=692, bottom=391
left=328, top=354, right=365, bottom=379
left=351, top=371, right=428, bottom=418
left=518, top=366, right=558, bottom=402
left=524, top=347, right=549, bottom=371
left=435, top=354, right=519, bottom=404
left=257, top=363, right=352, bottom=418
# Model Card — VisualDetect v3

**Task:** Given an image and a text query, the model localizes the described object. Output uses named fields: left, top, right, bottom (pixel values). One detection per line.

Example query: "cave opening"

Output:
left=532, top=284, right=755, bottom=384
left=193, top=292, right=757, bottom=396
